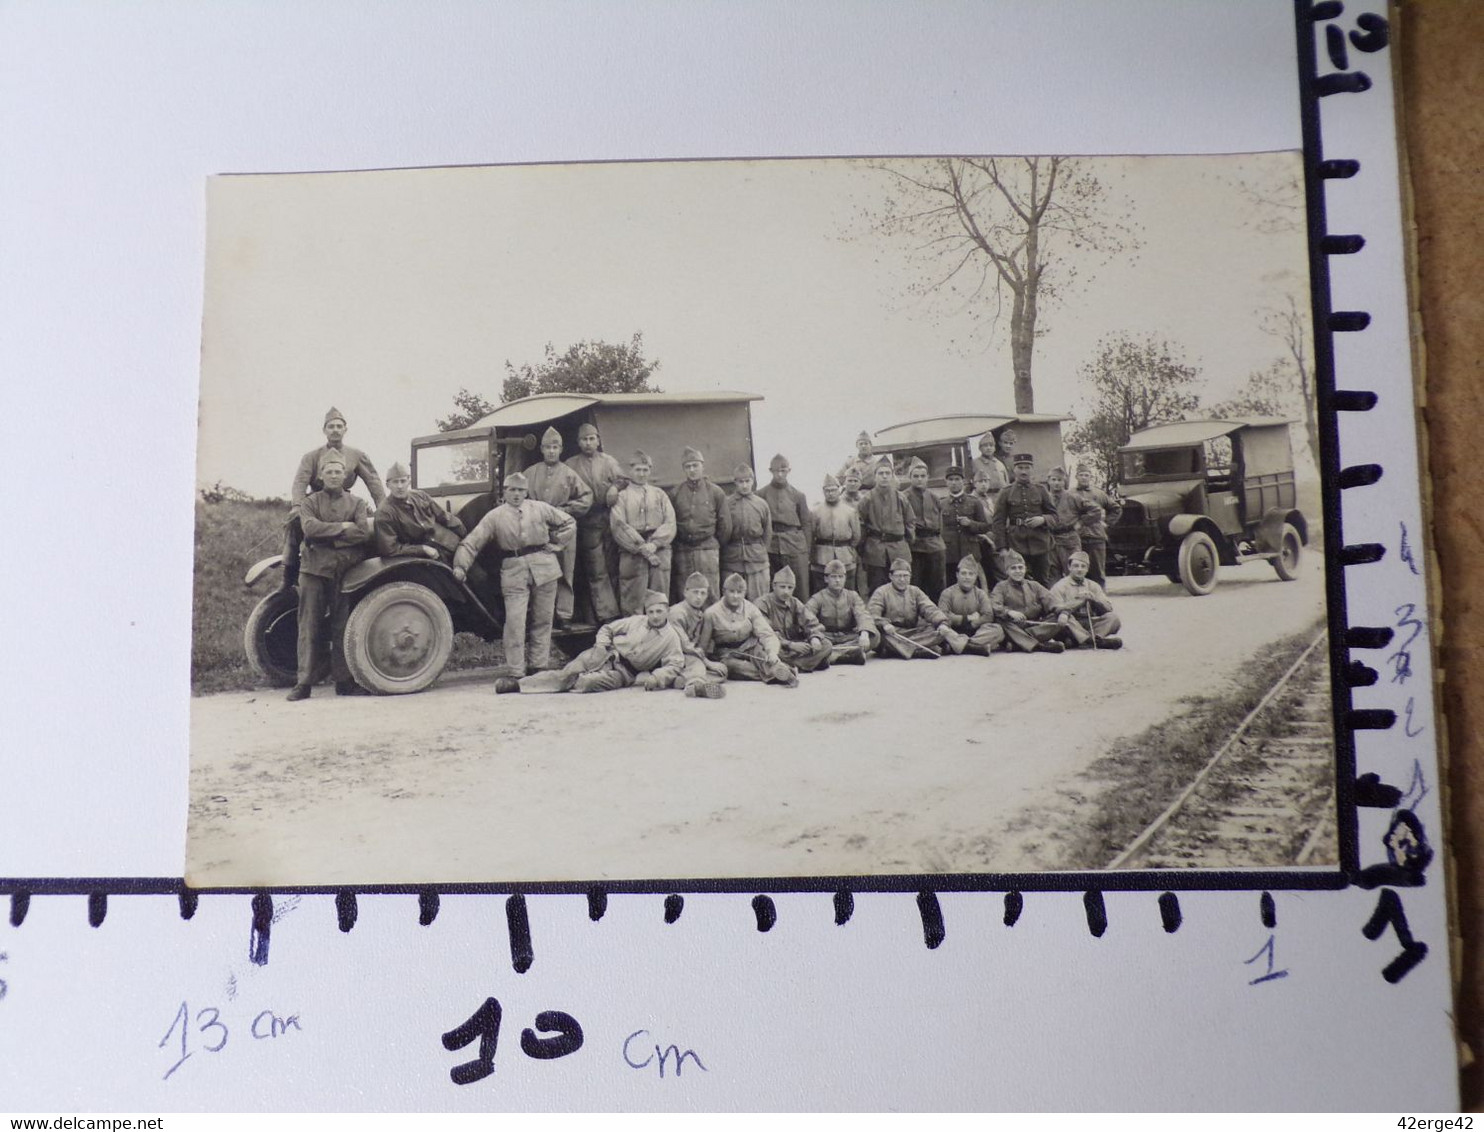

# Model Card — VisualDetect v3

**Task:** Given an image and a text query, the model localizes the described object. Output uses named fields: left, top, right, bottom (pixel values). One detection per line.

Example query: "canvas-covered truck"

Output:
left=870, top=412, right=1071, bottom=491
left=1105, top=417, right=1309, bottom=596
left=242, top=390, right=761, bottom=693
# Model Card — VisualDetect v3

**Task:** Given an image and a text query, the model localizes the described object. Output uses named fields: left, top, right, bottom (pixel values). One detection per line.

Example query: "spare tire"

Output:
left=243, top=588, right=300, bottom=687
left=342, top=581, right=455, bottom=695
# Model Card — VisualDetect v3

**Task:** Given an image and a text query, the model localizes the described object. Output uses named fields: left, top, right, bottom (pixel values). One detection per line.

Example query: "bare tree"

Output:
left=1262, top=293, right=1320, bottom=463
left=868, top=157, right=1135, bottom=413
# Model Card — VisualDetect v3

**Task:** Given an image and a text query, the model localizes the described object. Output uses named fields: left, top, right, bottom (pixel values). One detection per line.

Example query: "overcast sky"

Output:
left=198, top=152, right=1311, bottom=499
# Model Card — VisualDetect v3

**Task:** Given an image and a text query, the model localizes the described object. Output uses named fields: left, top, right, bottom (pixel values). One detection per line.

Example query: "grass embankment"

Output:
left=191, top=498, right=505, bottom=695
left=1063, top=618, right=1330, bottom=869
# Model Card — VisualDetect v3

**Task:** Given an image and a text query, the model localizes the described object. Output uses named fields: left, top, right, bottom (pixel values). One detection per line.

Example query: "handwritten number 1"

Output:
left=159, top=1001, right=191, bottom=1081
left=1243, top=935, right=1289, bottom=985
left=442, top=997, right=503, bottom=1085
left=1362, top=888, right=1428, bottom=983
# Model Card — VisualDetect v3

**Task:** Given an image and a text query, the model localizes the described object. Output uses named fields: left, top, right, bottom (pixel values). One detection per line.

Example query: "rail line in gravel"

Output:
left=1108, top=630, right=1337, bottom=870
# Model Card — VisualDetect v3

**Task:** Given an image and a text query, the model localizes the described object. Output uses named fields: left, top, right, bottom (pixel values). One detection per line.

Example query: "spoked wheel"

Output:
left=1176, top=531, right=1220, bottom=596
left=342, top=581, right=455, bottom=695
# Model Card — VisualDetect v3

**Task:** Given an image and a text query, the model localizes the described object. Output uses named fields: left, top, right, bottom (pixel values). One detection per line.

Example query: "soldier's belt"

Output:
left=814, top=538, right=854, bottom=547
left=511, top=545, right=551, bottom=557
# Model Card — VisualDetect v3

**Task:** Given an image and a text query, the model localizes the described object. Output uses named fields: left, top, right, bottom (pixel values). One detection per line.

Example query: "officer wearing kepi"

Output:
left=991, top=452, right=1059, bottom=586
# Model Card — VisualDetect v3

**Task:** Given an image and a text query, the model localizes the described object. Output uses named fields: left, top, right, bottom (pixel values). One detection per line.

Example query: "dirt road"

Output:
left=187, top=564, right=1330, bottom=885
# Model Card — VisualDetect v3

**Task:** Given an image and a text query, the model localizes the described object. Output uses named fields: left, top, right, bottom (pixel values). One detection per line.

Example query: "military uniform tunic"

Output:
left=564, top=449, right=624, bottom=621
left=720, top=492, right=774, bottom=601
left=519, top=614, right=687, bottom=694
left=295, top=489, right=373, bottom=686
left=281, top=442, right=386, bottom=588
left=758, top=481, right=812, bottom=599
left=936, top=581, right=1006, bottom=654
left=990, top=577, right=1064, bottom=652
left=855, top=485, right=916, bottom=591
left=668, top=600, right=729, bottom=687
left=610, top=483, right=677, bottom=616
left=905, top=485, right=947, bottom=596
left=1068, top=484, right=1123, bottom=584
left=808, top=499, right=861, bottom=590
left=1048, top=575, right=1122, bottom=645
left=698, top=598, right=796, bottom=685
left=867, top=583, right=962, bottom=658
left=527, top=460, right=594, bottom=621
left=992, top=480, right=1059, bottom=585
left=756, top=592, right=832, bottom=672
left=669, top=478, right=731, bottom=603
left=805, top=585, right=879, bottom=660
left=939, top=491, right=991, bottom=580
left=373, top=489, right=466, bottom=562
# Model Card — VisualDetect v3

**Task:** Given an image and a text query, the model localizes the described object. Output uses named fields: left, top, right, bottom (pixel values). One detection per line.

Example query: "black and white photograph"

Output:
left=188, top=153, right=1333, bottom=884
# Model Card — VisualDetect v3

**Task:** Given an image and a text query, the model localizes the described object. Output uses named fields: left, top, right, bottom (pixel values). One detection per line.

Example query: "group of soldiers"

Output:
left=277, top=408, right=1126, bottom=702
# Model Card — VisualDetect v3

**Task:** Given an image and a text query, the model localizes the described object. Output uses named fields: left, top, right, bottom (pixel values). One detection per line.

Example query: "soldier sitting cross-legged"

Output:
left=755, top=565, right=833, bottom=674
left=867, top=557, right=967, bottom=658
left=1048, top=550, right=1123, bottom=650
left=698, top=572, right=799, bottom=687
left=937, top=554, right=1007, bottom=656
left=804, top=558, right=877, bottom=665
left=668, top=571, right=729, bottom=697
left=990, top=550, right=1066, bottom=654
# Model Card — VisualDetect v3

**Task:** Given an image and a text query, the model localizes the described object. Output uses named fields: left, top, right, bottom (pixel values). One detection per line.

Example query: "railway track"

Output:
left=1108, top=630, right=1339, bottom=870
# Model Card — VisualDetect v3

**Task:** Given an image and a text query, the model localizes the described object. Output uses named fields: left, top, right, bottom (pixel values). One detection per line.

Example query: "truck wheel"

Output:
left=1177, top=531, right=1220, bottom=596
left=243, top=588, right=300, bottom=687
left=343, top=581, right=454, bottom=695
left=1272, top=522, right=1303, bottom=581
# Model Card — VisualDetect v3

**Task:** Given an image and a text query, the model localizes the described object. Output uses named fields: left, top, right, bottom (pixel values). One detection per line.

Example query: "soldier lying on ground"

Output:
left=500, top=590, right=719, bottom=697
left=1048, top=550, right=1124, bottom=650
left=755, top=565, right=833, bottom=674
left=699, top=572, right=799, bottom=687
left=937, top=554, right=1007, bottom=656
left=868, top=557, right=967, bottom=658
left=990, top=550, right=1066, bottom=654
left=804, top=558, right=876, bottom=665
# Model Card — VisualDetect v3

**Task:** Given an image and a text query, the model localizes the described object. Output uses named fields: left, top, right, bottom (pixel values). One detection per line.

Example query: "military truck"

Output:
left=869, top=412, right=1072, bottom=490
left=1106, top=417, right=1309, bottom=595
left=243, top=390, right=762, bottom=693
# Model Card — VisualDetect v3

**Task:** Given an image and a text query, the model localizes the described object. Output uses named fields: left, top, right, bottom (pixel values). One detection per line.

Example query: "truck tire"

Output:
left=342, top=581, right=454, bottom=695
left=243, top=588, right=300, bottom=688
left=1177, top=531, right=1220, bottom=596
left=1271, top=522, right=1303, bottom=581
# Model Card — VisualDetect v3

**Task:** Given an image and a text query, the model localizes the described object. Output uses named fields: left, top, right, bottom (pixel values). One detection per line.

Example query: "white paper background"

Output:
left=0, top=0, right=1456, bottom=1111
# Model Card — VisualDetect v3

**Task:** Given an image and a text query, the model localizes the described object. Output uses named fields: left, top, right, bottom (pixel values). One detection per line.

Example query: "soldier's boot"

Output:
left=835, top=647, right=866, bottom=666
left=494, top=677, right=522, bottom=694
left=1035, top=640, right=1066, bottom=654
left=942, top=628, right=969, bottom=655
left=286, top=684, right=311, bottom=702
left=336, top=681, right=370, bottom=696
left=770, top=662, right=800, bottom=688
left=964, top=640, right=994, bottom=657
left=684, top=681, right=726, bottom=700
left=1094, top=635, right=1123, bottom=650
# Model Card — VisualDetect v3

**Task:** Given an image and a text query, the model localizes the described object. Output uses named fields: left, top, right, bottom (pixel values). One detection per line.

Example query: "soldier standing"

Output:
left=856, top=462, right=915, bottom=593
left=937, top=555, right=1007, bottom=656
left=755, top=565, right=833, bottom=673
left=990, top=550, right=1067, bottom=653
left=609, top=450, right=677, bottom=616
left=1070, top=462, right=1123, bottom=585
left=720, top=464, right=773, bottom=601
left=564, top=421, right=623, bottom=623
left=286, top=453, right=374, bottom=701
left=526, top=426, right=593, bottom=624
left=454, top=471, right=576, bottom=678
left=838, top=429, right=879, bottom=483
left=281, top=406, right=384, bottom=591
left=940, top=466, right=991, bottom=586
left=699, top=573, right=799, bottom=686
left=970, top=426, right=1017, bottom=492
left=809, top=472, right=862, bottom=594
left=759, top=454, right=812, bottom=599
left=805, top=558, right=877, bottom=665
left=867, top=557, right=966, bottom=658
left=992, top=452, right=1059, bottom=586
left=904, top=457, right=946, bottom=597
left=1049, top=550, right=1123, bottom=649
left=669, top=446, right=730, bottom=604
left=373, top=460, right=466, bottom=564
left=1044, top=466, right=1085, bottom=584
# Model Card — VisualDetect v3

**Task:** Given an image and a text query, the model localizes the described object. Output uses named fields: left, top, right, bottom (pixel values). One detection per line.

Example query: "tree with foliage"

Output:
left=1066, top=335, right=1203, bottom=486
left=867, top=157, right=1136, bottom=414
left=436, top=333, right=662, bottom=433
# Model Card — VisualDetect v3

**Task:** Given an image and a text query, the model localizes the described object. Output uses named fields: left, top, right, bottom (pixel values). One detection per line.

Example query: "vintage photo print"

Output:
left=188, top=153, right=1332, bottom=885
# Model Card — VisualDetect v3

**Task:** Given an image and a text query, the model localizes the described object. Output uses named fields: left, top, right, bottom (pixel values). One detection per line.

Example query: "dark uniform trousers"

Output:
left=297, top=570, right=352, bottom=686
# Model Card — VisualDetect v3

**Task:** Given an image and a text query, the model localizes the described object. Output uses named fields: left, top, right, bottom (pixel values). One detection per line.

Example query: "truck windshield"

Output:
left=415, top=439, right=491, bottom=491
left=1122, top=447, right=1201, bottom=480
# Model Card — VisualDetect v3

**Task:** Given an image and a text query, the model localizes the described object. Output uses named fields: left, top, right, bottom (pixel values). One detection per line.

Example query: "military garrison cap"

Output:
left=682, top=446, right=704, bottom=464
left=822, top=472, right=841, bottom=489
left=643, top=590, right=670, bottom=608
left=503, top=471, right=529, bottom=489
left=768, top=453, right=789, bottom=471
left=684, top=572, right=708, bottom=590
left=907, top=457, right=928, bottom=473
left=890, top=557, right=912, bottom=573
left=386, top=461, right=410, bottom=480
left=1069, top=550, right=1091, bottom=566
left=324, top=406, right=346, bottom=425
left=857, top=430, right=871, bottom=442
left=958, top=554, right=979, bottom=571
left=320, top=452, right=347, bottom=470
left=824, top=559, right=847, bottom=576
left=773, top=565, right=796, bottom=585
left=578, top=422, right=600, bottom=438
left=541, top=426, right=562, bottom=446
left=723, top=572, right=748, bottom=592
left=630, top=450, right=653, bottom=468
left=1004, top=550, right=1027, bottom=566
